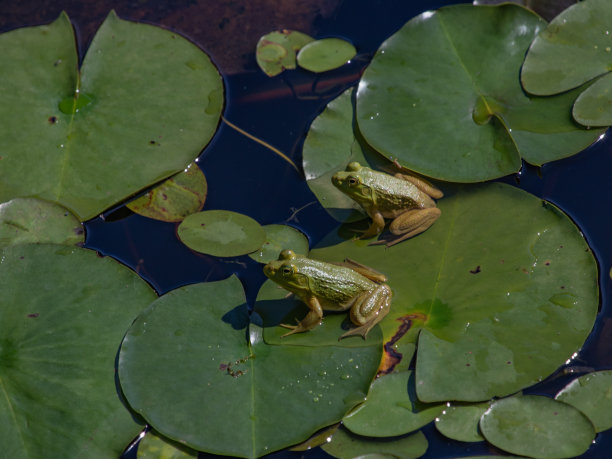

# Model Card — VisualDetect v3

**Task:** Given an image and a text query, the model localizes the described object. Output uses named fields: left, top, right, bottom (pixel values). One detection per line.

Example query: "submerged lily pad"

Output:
left=355, top=3, right=603, bottom=182
left=0, top=11, right=223, bottom=220
left=0, top=197, right=83, bottom=247
left=119, top=276, right=381, bottom=458
left=127, top=163, right=207, bottom=222
left=255, top=30, right=314, bottom=76
left=248, top=224, right=309, bottom=263
left=555, top=370, right=612, bottom=432
left=177, top=210, right=265, bottom=257
left=480, top=395, right=595, bottom=458
left=0, top=243, right=156, bottom=457
left=311, top=183, right=598, bottom=402
left=322, top=426, right=428, bottom=459
left=137, top=430, right=198, bottom=459
left=297, top=38, right=356, bottom=73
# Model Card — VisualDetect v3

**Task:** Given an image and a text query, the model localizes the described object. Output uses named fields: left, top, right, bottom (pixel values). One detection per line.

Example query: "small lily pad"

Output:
left=255, top=30, right=314, bottom=76
left=177, top=209, right=265, bottom=257
left=297, top=38, right=356, bottom=73
left=480, top=395, right=595, bottom=458
left=127, top=162, right=207, bottom=222
left=137, top=430, right=198, bottom=459
left=435, top=402, right=489, bottom=442
left=322, top=426, right=428, bottom=459
left=343, top=371, right=443, bottom=437
left=248, top=224, right=309, bottom=263
left=0, top=197, right=83, bottom=247
left=555, top=370, right=612, bottom=432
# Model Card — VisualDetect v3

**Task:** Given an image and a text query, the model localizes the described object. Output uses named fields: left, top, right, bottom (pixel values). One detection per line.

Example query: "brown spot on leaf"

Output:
left=27, top=313, right=39, bottom=318
left=48, top=116, right=57, bottom=124
left=470, top=265, right=481, bottom=274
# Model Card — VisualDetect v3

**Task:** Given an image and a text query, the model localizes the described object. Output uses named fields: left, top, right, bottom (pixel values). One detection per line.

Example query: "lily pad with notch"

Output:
left=118, top=276, right=382, bottom=458
left=248, top=224, right=309, bottom=263
left=0, top=11, right=223, bottom=221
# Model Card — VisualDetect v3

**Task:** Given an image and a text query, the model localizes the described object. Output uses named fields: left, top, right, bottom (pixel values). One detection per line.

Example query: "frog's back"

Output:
left=363, top=170, right=434, bottom=213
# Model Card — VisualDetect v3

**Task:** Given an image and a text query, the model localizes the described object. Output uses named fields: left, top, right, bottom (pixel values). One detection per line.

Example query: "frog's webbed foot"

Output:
left=280, top=300, right=323, bottom=337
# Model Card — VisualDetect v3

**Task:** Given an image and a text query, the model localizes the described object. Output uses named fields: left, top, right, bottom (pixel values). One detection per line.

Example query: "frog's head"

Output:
left=263, top=250, right=309, bottom=292
left=331, top=162, right=373, bottom=205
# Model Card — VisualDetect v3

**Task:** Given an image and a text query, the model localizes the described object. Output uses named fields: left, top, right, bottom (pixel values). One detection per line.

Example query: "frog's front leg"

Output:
left=359, top=209, right=385, bottom=239
left=280, top=295, right=323, bottom=337
left=341, top=283, right=392, bottom=339
left=385, top=207, right=441, bottom=246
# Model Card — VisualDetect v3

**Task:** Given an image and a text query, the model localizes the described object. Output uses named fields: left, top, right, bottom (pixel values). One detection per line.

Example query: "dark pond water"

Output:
left=2, top=0, right=611, bottom=457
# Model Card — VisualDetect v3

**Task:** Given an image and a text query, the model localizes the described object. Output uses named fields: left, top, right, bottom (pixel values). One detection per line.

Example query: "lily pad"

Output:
left=572, top=72, right=612, bottom=126
left=138, top=430, right=198, bottom=459
left=355, top=3, right=603, bottom=182
left=322, top=426, right=428, bottom=459
left=126, top=163, right=207, bottom=222
left=343, top=371, right=442, bottom=437
left=0, top=11, right=223, bottom=220
left=177, top=210, right=266, bottom=257
left=480, top=395, right=595, bottom=458
left=255, top=30, right=314, bottom=76
left=311, top=183, right=598, bottom=402
left=435, top=402, right=489, bottom=442
left=119, top=276, right=381, bottom=457
left=296, top=38, right=356, bottom=73
left=0, top=197, right=83, bottom=247
left=555, top=370, right=612, bottom=432
left=0, top=243, right=156, bottom=457
left=248, top=224, right=309, bottom=263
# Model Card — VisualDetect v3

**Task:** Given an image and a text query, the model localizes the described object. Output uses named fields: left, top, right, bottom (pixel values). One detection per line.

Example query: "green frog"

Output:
left=263, top=249, right=391, bottom=339
left=332, top=162, right=443, bottom=246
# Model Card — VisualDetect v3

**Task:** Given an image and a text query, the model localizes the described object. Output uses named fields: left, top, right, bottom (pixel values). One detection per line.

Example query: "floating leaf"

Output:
left=297, top=38, right=356, bottom=73
left=126, top=163, right=207, bottom=222
left=0, top=11, right=223, bottom=220
left=119, top=276, right=381, bottom=458
left=572, top=72, right=612, bottom=126
left=322, top=425, right=428, bottom=459
left=435, top=402, right=489, bottom=442
left=255, top=30, right=314, bottom=76
left=480, top=395, right=595, bottom=458
left=555, top=370, right=612, bottom=432
left=248, top=224, right=309, bottom=263
left=137, top=430, right=198, bottom=459
left=0, top=243, right=156, bottom=457
left=355, top=4, right=603, bottom=182
left=0, top=197, right=83, bottom=247
left=311, top=183, right=598, bottom=402
left=177, top=210, right=265, bottom=257
left=343, top=371, right=442, bottom=437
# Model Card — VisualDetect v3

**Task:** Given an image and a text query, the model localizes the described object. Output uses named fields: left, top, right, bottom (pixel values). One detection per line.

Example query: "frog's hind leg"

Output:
left=340, top=284, right=392, bottom=340
left=394, top=172, right=443, bottom=199
left=376, top=207, right=440, bottom=247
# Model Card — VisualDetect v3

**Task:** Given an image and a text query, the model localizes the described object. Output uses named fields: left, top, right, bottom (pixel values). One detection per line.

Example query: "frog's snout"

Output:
left=331, top=173, right=343, bottom=187
left=263, top=263, right=275, bottom=278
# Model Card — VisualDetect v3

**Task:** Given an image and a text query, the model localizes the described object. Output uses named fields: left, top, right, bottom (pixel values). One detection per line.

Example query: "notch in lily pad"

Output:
left=177, top=209, right=266, bottom=257
left=248, top=224, right=309, bottom=263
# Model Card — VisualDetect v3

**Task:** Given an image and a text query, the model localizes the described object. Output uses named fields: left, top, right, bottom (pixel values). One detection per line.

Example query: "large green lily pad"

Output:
left=521, top=0, right=612, bottom=127
left=355, top=3, right=603, bottom=182
left=311, top=183, right=598, bottom=402
left=118, top=276, right=381, bottom=458
left=0, top=243, right=157, bottom=458
left=0, top=11, right=223, bottom=221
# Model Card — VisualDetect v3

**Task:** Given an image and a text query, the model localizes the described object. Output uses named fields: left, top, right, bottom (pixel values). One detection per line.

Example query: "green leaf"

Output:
left=255, top=30, right=314, bottom=76
left=311, top=183, right=598, bottom=402
left=0, top=11, right=223, bottom=220
left=119, top=276, right=382, bottom=458
left=435, top=402, right=489, bottom=442
left=480, top=395, right=595, bottom=458
left=297, top=38, right=356, bottom=73
left=555, top=370, right=612, bottom=432
left=355, top=4, right=603, bottom=182
left=177, top=210, right=266, bottom=257
left=0, top=198, right=83, bottom=247
left=572, top=72, right=612, bottom=126
left=126, top=163, right=207, bottom=222
left=343, top=371, right=443, bottom=437
left=248, top=224, right=309, bottom=263
left=0, top=243, right=156, bottom=458
left=322, top=426, right=428, bottom=459
left=137, top=430, right=198, bottom=459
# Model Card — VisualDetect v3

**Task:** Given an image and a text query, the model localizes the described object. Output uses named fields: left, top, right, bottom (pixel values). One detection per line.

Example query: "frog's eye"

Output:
left=347, top=176, right=359, bottom=186
left=281, top=264, right=295, bottom=276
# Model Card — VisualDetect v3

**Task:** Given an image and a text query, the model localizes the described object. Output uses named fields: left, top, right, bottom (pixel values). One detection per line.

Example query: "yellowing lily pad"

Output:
left=0, top=11, right=223, bottom=220
left=255, top=30, right=314, bottom=76
left=127, top=162, right=207, bottom=222
left=177, top=210, right=266, bottom=257
left=0, top=197, right=83, bottom=247
left=355, top=4, right=603, bottom=182
left=296, top=38, right=356, bottom=73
